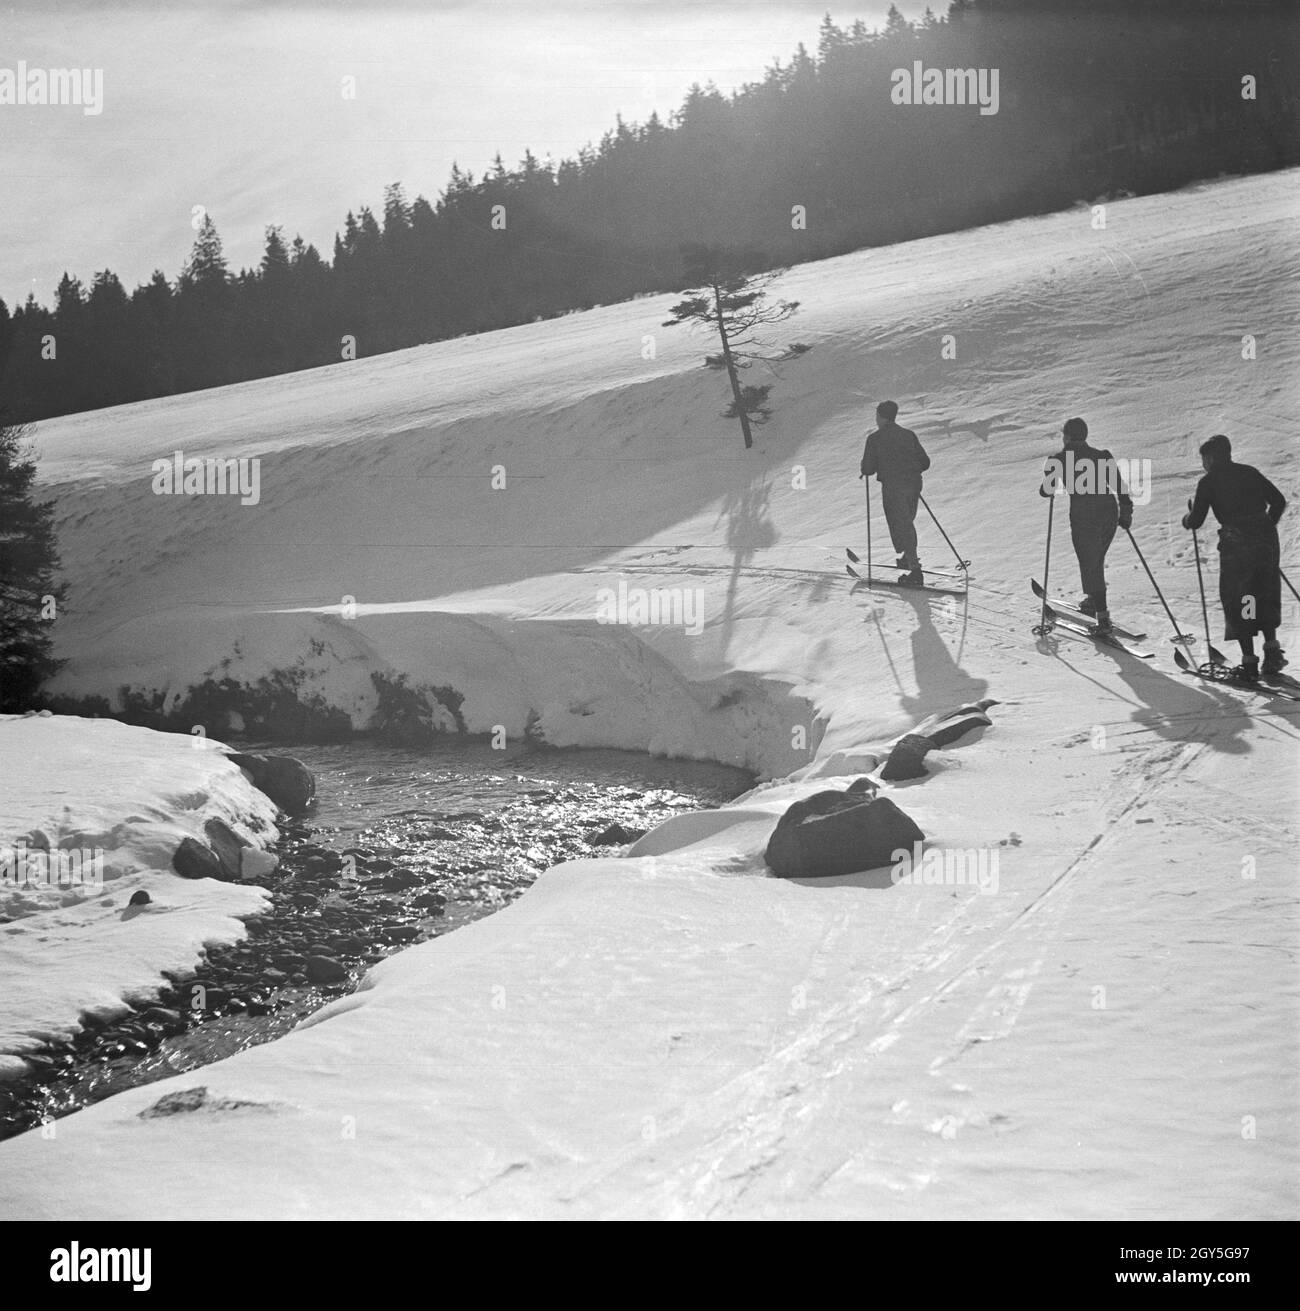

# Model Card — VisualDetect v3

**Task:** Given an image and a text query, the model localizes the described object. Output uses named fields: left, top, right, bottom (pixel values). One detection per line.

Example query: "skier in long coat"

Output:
left=860, top=400, right=931, bottom=584
left=1182, top=433, right=1287, bottom=678
left=1038, top=417, right=1133, bottom=634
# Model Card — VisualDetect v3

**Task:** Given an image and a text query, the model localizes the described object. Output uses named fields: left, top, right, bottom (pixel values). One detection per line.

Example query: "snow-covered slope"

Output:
left=2, top=172, right=1296, bottom=1218
left=32, top=172, right=1296, bottom=766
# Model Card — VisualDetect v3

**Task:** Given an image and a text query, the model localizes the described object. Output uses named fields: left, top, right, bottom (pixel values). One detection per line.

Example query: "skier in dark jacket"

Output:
left=1038, top=417, right=1133, bottom=633
left=860, top=400, right=931, bottom=583
left=1182, top=433, right=1287, bottom=678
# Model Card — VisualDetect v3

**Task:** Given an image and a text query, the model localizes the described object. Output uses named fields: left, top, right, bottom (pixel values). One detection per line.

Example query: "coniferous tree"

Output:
left=132, top=271, right=176, bottom=397
left=177, top=214, right=233, bottom=388
left=260, top=225, right=291, bottom=280
left=182, top=214, right=229, bottom=291
left=0, top=297, right=12, bottom=378
left=0, top=422, right=65, bottom=710
left=663, top=244, right=809, bottom=449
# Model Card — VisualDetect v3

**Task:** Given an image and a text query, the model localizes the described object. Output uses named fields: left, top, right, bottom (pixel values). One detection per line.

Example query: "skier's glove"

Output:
left=1180, top=513, right=1193, bottom=529
left=1118, top=507, right=1132, bottom=530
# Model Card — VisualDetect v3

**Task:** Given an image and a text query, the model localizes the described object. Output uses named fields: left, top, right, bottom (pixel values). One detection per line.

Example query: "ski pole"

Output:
left=1281, top=567, right=1300, bottom=607
left=1125, top=527, right=1193, bottom=646
left=1032, top=489, right=1055, bottom=636
left=919, top=492, right=971, bottom=572
left=1188, top=505, right=1225, bottom=667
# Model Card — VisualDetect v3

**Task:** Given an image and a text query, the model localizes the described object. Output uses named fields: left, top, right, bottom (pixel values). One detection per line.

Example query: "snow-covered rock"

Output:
left=0, top=716, right=278, bottom=1057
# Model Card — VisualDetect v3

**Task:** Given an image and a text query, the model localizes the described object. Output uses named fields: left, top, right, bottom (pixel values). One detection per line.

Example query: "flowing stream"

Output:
left=0, top=739, right=752, bottom=1139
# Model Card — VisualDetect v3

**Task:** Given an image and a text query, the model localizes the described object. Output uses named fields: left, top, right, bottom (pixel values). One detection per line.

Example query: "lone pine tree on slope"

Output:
left=0, top=421, right=65, bottom=710
left=663, top=244, right=809, bottom=449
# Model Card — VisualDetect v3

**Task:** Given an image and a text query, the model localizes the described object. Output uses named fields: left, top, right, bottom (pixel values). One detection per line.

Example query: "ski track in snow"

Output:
left=586, top=738, right=1212, bottom=1218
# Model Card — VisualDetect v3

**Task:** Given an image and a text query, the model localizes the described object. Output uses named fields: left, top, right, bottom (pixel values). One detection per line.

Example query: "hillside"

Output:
left=2, top=171, right=1296, bottom=1219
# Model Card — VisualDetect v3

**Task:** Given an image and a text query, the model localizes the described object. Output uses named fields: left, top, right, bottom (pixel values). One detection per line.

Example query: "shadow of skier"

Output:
left=1115, top=658, right=1299, bottom=753
left=864, top=586, right=989, bottom=720
left=1035, top=631, right=1278, bottom=755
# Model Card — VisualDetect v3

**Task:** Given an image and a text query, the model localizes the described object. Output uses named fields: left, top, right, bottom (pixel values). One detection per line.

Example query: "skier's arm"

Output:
left=914, top=434, right=931, bottom=473
left=1182, top=477, right=1211, bottom=530
left=1113, top=458, right=1133, bottom=512
left=860, top=434, right=877, bottom=479
left=1110, top=453, right=1133, bottom=528
left=1260, top=471, right=1287, bottom=525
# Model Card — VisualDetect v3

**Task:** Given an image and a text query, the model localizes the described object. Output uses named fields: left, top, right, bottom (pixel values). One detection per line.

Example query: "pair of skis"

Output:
left=1030, top=579, right=1300, bottom=700
left=1169, top=647, right=1300, bottom=702
left=1029, top=580, right=1153, bottom=656
left=845, top=547, right=968, bottom=597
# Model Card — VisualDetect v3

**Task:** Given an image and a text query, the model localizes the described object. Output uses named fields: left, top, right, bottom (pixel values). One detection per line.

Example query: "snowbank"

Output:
left=0, top=715, right=278, bottom=1071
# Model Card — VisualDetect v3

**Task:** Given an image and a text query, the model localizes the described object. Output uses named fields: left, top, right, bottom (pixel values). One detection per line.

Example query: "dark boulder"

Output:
left=372, top=868, right=421, bottom=891
left=300, top=846, right=343, bottom=869
left=225, top=752, right=316, bottom=814
left=140, top=1006, right=183, bottom=1030
left=917, top=701, right=996, bottom=748
left=880, top=733, right=935, bottom=782
left=173, top=837, right=222, bottom=880
left=304, top=955, right=347, bottom=984
left=585, top=822, right=647, bottom=847
left=765, top=791, right=925, bottom=879
left=880, top=701, right=997, bottom=782
left=203, top=817, right=249, bottom=879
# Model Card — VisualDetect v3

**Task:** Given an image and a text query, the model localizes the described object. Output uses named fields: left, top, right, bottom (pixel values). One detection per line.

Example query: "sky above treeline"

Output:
left=2, top=1, right=937, bottom=308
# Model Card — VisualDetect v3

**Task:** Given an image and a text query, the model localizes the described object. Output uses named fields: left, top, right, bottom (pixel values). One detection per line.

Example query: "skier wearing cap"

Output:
left=860, top=400, right=931, bottom=584
left=1181, top=433, right=1287, bottom=678
left=1039, top=417, right=1133, bottom=634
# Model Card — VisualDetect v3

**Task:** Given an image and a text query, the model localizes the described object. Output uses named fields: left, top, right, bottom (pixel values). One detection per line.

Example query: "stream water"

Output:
left=0, top=739, right=752, bottom=1140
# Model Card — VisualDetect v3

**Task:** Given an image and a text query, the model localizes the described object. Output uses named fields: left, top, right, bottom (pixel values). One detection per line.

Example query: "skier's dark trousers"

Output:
left=860, top=400, right=931, bottom=581
left=1039, top=417, right=1133, bottom=632
left=1182, top=433, right=1287, bottom=677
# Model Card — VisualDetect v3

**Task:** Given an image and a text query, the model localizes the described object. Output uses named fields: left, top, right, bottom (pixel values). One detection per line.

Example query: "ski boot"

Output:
left=1235, top=656, right=1260, bottom=682
left=1077, top=595, right=1100, bottom=617
left=1094, top=608, right=1114, bottom=636
left=896, top=554, right=923, bottom=586
left=1263, top=640, right=1288, bottom=675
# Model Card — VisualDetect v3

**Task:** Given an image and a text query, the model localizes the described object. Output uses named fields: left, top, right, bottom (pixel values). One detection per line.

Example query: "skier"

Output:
left=859, top=400, right=931, bottom=584
left=1181, top=433, right=1287, bottom=678
left=1038, top=417, right=1133, bottom=634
